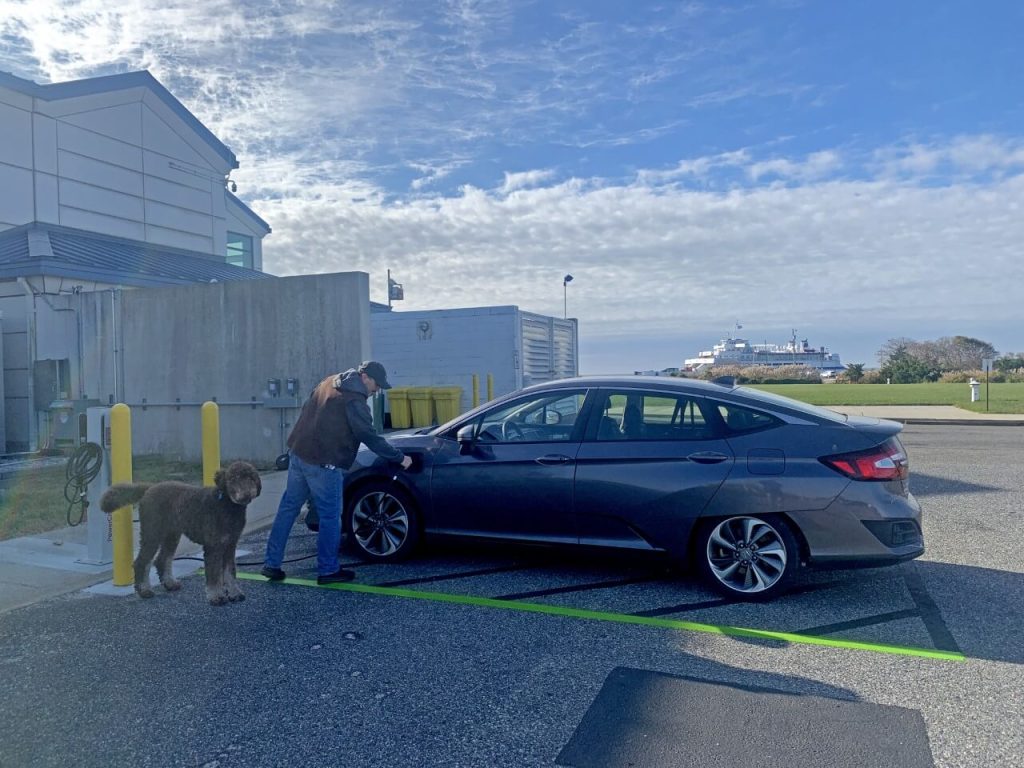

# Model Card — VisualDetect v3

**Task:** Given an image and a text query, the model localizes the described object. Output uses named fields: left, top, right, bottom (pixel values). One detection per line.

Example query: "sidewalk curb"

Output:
left=892, top=419, right=1024, bottom=427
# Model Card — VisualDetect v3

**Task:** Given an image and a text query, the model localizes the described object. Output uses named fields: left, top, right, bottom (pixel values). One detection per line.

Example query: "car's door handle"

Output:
left=536, top=454, right=573, bottom=465
left=687, top=451, right=730, bottom=464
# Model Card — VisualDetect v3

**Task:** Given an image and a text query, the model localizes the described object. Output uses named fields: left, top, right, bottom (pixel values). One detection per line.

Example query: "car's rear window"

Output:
left=734, top=386, right=848, bottom=423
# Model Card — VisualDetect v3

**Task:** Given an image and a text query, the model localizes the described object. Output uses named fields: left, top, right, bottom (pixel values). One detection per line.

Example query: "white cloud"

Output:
left=874, top=135, right=1024, bottom=180
left=251, top=148, right=1024, bottom=367
left=748, top=150, right=842, bottom=181
left=635, top=149, right=752, bottom=186
left=500, top=169, right=556, bottom=194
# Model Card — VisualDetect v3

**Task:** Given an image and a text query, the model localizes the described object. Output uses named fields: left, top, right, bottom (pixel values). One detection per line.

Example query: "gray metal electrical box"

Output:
left=34, top=358, right=70, bottom=409
left=48, top=398, right=102, bottom=444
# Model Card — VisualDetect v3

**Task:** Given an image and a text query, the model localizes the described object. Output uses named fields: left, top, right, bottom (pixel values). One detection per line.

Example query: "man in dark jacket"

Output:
left=262, top=361, right=412, bottom=584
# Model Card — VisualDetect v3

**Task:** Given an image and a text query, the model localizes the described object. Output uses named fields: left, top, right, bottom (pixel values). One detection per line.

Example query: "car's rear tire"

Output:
left=696, top=514, right=800, bottom=601
left=344, top=481, right=421, bottom=562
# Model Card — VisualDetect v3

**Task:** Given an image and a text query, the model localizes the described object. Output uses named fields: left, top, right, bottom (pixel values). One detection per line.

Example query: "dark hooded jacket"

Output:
left=287, top=369, right=404, bottom=470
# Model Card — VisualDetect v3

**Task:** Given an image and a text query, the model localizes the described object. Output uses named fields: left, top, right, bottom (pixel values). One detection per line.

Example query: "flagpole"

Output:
left=387, top=268, right=392, bottom=310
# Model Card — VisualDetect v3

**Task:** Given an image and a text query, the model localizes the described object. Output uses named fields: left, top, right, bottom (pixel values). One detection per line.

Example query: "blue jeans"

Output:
left=264, top=453, right=343, bottom=576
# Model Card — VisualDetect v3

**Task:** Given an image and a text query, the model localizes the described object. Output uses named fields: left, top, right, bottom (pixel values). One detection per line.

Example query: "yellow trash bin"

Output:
left=387, top=388, right=412, bottom=429
left=431, top=387, right=463, bottom=423
left=407, top=387, right=435, bottom=427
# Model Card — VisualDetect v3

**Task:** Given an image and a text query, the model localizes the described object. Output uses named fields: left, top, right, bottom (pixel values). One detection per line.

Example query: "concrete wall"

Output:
left=0, top=80, right=261, bottom=259
left=69, top=271, right=371, bottom=463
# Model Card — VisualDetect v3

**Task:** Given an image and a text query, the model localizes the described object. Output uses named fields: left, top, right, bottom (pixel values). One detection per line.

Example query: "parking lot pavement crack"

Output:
left=630, top=581, right=837, bottom=617
left=376, top=564, right=528, bottom=587
left=632, top=597, right=732, bottom=616
left=791, top=608, right=921, bottom=637
left=492, top=575, right=662, bottom=601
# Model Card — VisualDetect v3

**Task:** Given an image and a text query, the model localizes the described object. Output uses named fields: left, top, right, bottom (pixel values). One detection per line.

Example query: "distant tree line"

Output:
left=871, top=336, right=1003, bottom=383
left=834, top=336, right=1024, bottom=384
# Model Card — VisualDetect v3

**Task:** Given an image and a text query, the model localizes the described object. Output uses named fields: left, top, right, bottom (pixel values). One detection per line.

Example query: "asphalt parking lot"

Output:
left=1, top=425, right=1022, bottom=767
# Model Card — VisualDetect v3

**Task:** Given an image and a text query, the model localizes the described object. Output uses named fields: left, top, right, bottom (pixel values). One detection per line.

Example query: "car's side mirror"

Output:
left=456, top=424, right=477, bottom=455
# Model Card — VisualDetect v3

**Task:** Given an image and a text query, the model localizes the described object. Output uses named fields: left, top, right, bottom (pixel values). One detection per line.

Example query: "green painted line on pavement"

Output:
left=236, top=572, right=965, bottom=662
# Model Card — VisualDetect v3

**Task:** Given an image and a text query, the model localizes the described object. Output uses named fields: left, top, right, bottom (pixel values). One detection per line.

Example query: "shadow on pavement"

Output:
left=909, top=471, right=1003, bottom=497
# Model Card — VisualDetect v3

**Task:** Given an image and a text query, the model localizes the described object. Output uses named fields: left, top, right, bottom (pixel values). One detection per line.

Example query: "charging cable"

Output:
left=64, top=442, right=104, bottom=526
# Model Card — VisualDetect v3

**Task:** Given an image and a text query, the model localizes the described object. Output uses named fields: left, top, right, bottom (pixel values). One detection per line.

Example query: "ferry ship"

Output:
left=684, top=330, right=843, bottom=374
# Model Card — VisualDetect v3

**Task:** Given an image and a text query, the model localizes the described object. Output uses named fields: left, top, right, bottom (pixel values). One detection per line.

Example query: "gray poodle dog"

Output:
left=100, top=461, right=262, bottom=605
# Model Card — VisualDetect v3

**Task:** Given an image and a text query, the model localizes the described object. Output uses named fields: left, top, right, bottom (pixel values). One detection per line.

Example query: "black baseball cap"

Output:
left=358, top=360, right=392, bottom=389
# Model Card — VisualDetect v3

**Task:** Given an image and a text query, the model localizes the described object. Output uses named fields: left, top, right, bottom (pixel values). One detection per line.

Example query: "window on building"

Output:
left=227, top=232, right=254, bottom=268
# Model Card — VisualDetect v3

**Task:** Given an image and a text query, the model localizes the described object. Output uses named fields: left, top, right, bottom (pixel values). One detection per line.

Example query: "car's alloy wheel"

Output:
left=346, top=482, right=420, bottom=562
left=698, top=515, right=799, bottom=600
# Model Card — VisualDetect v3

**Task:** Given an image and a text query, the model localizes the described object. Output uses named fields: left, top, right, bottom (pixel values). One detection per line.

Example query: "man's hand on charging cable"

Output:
left=400, top=455, right=413, bottom=470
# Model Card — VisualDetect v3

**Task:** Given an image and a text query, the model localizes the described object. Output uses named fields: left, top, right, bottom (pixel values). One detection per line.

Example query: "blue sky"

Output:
left=2, top=0, right=1023, bottom=372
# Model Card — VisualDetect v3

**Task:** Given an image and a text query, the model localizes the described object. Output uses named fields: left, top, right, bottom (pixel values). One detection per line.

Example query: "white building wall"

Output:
left=0, top=80, right=242, bottom=257
left=0, top=73, right=275, bottom=451
left=371, top=306, right=524, bottom=415
left=0, top=164, right=34, bottom=228
left=0, top=98, right=32, bottom=168
left=0, top=91, right=35, bottom=229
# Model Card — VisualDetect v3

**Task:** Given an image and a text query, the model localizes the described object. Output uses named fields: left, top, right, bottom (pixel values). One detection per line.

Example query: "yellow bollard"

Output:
left=487, top=373, right=494, bottom=402
left=472, top=374, right=480, bottom=408
left=109, top=403, right=134, bottom=586
left=201, top=401, right=220, bottom=486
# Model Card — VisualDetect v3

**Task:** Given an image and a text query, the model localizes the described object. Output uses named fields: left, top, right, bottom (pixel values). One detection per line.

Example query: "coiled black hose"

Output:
left=64, top=442, right=104, bottom=526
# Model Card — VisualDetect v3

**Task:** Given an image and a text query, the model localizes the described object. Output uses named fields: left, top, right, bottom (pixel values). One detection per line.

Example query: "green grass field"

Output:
left=0, top=456, right=205, bottom=542
left=753, top=382, right=1024, bottom=413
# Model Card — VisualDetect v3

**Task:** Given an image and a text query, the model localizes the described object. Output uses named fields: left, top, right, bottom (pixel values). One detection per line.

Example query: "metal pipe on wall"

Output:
left=110, top=288, right=121, bottom=404
left=16, top=278, right=39, bottom=451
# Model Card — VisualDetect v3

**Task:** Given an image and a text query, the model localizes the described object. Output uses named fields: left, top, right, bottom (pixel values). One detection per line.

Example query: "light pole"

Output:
left=563, top=274, right=573, bottom=318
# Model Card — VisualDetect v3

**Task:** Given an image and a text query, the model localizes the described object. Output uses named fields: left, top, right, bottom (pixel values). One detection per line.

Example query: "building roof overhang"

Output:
left=0, top=224, right=274, bottom=287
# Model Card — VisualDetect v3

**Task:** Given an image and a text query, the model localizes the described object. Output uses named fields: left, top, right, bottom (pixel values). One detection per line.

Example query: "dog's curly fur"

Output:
left=100, top=461, right=262, bottom=605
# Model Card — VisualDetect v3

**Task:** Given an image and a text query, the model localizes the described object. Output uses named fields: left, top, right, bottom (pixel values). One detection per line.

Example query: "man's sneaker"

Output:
left=317, top=569, right=356, bottom=585
left=261, top=566, right=286, bottom=581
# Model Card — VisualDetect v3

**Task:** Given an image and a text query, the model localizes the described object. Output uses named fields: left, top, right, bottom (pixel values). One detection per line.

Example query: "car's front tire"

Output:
left=344, top=481, right=421, bottom=562
left=696, top=515, right=800, bottom=601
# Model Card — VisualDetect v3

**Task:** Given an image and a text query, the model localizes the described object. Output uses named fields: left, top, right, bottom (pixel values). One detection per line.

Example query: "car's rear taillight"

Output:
left=820, top=437, right=909, bottom=482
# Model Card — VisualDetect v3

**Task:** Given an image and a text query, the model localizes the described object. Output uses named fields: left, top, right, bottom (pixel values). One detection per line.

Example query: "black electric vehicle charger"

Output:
left=63, top=442, right=104, bottom=526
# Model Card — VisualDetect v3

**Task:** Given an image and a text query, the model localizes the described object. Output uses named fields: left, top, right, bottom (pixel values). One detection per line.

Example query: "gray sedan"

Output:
left=343, top=376, right=923, bottom=601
